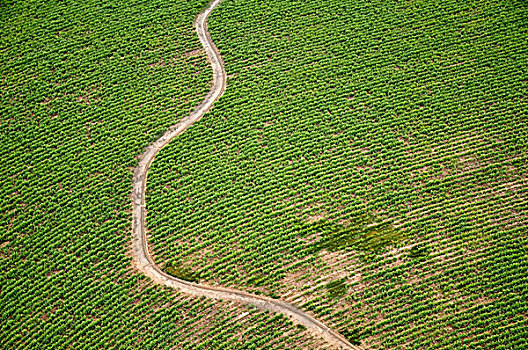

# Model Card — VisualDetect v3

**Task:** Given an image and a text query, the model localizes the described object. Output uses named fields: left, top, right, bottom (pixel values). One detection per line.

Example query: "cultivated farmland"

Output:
left=0, top=0, right=326, bottom=348
left=2, top=0, right=527, bottom=348
left=146, top=0, right=528, bottom=348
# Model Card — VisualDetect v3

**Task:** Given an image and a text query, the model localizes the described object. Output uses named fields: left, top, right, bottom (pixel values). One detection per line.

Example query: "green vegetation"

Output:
left=341, top=329, right=362, bottom=346
left=300, top=215, right=405, bottom=252
left=165, top=260, right=200, bottom=282
left=408, top=244, right=431, bottom=259
left=325, top=279, right=348, bottom=299
left=147, top=0, right=528, bottom=348
left=0, top=0, right=321, bottom=348
left=3, top=0, right=527, bottom=348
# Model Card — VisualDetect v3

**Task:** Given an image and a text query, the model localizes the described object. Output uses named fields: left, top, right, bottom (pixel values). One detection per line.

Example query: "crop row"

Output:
left=147, top=0, right=528, bottom=348
left=0, top=0, right=320, bottom=348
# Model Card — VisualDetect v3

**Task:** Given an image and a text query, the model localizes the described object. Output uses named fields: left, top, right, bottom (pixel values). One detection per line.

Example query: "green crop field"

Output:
left=2, top=0, right=527, bottom=348
left=0, top=0, right=324, bottom=349
left=146, top=0, right=528, bottom=348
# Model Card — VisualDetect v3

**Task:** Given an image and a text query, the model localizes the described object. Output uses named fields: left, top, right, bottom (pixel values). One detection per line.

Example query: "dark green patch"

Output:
left=299, top=214, right=405, bottom=252
left=325, top=278, right=348, bottom=299
left=341, top=328, right=361, bottom=346
left=268, top=291, right=279, bottom=299
left=408, top=245, right=430, bottom=259
left=453, top=215, right=471, bottom=234
left=247, top=274, right=268, bottom=287
left=296, top=324, right=307, bottom=331
left=164, top=260, right=200, bottom=282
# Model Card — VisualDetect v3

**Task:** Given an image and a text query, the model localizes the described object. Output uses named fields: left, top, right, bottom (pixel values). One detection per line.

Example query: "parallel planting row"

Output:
left=0, top=0, right=323, bottom=348
left=147, top=0, right=528, bottom=348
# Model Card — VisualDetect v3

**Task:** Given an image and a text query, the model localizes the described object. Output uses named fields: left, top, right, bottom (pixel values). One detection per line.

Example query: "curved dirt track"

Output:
left=131, top=1, right=360, bottom=349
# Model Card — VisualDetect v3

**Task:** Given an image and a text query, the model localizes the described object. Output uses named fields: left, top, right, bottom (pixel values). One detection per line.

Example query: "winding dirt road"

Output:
left=131, top=1, right=360, bottom=349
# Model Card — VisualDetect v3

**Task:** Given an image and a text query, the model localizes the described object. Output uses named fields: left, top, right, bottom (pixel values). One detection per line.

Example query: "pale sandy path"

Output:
left=131, top=1, right=360, bottom=349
